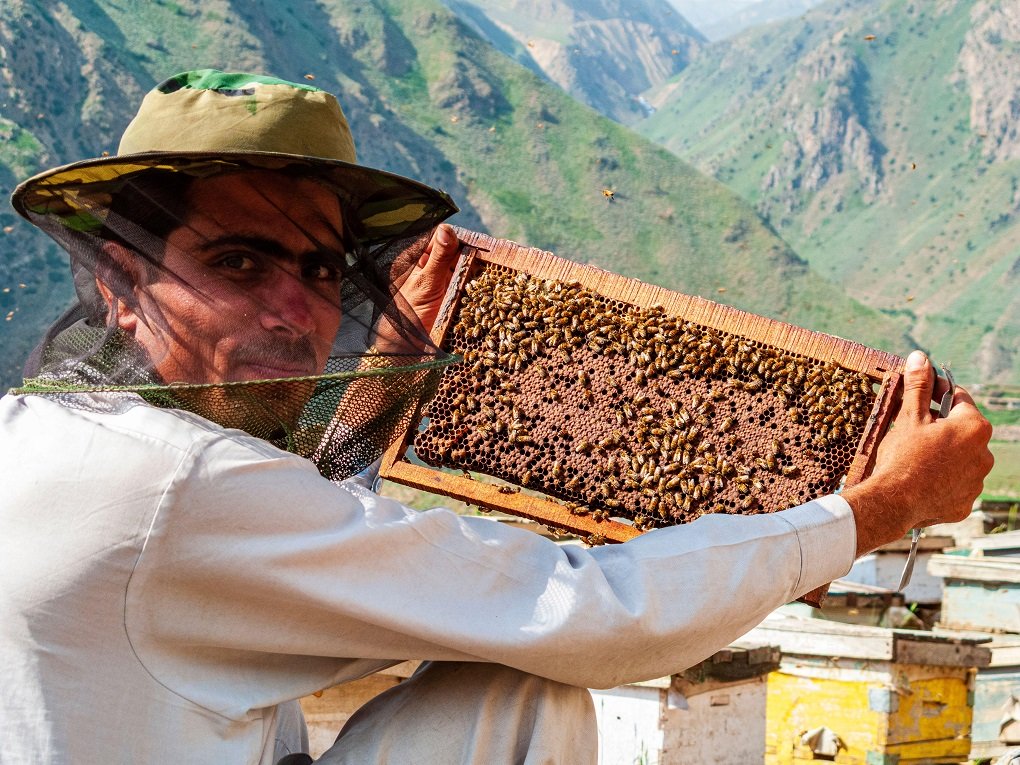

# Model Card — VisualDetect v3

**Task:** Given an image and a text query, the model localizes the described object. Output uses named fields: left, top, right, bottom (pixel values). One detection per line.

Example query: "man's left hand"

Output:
left=401, top=224, right=461, bottom=332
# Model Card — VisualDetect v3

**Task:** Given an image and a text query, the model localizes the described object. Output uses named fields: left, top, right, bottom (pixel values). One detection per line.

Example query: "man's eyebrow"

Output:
left=196, top=235, right=344, bottom=260
left=197, top=234, right=290, bottom=258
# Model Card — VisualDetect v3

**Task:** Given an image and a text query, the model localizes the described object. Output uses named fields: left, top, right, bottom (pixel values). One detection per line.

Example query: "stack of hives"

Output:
left=413, top=264, right=879, bottom=535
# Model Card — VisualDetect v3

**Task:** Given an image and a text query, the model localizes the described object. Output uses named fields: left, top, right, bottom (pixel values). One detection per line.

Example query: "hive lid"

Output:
left=743, top=614, right=992, bottom=666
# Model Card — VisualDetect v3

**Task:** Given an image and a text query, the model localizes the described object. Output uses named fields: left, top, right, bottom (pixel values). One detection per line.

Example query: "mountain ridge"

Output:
left=639, top=0, right=1020, bottom=383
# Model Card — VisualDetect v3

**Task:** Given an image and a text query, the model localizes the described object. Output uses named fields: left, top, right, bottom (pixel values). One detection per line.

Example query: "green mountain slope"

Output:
left=0, top=0, right=908, bottom=389
left=640, top=0, right=1020, bottom=384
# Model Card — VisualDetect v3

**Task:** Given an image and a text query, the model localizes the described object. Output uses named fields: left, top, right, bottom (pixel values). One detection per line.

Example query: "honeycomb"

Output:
left=414, top=263, right=878, bottom=532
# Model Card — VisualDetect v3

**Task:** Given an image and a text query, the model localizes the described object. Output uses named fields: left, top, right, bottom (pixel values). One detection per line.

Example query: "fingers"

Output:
left=897, top=350, right=935, bottom=424
left=419, top=224, right=458, bottom=268
left=950, top=384, right=975, bottom=409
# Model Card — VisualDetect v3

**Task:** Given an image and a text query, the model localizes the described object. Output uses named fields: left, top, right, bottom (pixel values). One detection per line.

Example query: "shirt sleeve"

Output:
left=126, top=426, right=856, bottom=712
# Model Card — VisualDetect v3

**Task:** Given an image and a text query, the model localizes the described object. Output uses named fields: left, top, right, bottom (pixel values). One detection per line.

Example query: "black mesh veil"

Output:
left=14, top=159, right=460, bottom=481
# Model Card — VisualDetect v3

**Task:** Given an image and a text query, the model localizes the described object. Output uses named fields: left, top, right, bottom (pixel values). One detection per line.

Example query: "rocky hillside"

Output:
left=668, top=0, right=825, bottom=40
left=640, top=0, right=1020, bottom=384
left=444, top=0, right=704, bottom=123
left=0, top=0, right=908, bottom=390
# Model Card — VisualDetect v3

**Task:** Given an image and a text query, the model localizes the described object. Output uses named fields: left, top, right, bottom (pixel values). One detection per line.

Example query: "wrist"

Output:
left=841, top=479, right=914, bottom=557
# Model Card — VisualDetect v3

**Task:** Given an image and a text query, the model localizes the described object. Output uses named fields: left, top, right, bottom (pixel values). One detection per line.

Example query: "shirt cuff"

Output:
left=777, top=494, right=857, bottom=596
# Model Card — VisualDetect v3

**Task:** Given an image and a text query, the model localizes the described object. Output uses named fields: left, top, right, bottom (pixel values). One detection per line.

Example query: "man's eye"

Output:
left=304, top=262, right=341, bottom=281
left=216, top=253, right=258, bottom=271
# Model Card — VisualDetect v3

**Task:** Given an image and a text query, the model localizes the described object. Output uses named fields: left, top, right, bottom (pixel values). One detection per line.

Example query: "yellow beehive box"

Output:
left=743, top=616, right=991, bottom=765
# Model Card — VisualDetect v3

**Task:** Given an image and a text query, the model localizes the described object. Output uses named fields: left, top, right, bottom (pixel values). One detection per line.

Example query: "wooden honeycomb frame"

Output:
left=380, top=229, right=904, bottom=602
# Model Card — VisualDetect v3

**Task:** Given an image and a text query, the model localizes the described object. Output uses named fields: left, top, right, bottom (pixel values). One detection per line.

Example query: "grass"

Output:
left=985, top=441, right=1020, bottom=501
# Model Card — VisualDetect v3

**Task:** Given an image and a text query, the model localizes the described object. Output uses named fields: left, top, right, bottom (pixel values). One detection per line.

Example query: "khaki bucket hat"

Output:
left=12, top=69, right=457, bottom=244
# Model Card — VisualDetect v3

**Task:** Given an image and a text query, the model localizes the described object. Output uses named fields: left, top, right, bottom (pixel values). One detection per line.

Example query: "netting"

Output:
left=13, top=162, right=459, bottom=481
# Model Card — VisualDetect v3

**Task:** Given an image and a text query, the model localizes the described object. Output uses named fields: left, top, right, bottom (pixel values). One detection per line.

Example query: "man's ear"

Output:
left=95, top=241, right=144, bottom=333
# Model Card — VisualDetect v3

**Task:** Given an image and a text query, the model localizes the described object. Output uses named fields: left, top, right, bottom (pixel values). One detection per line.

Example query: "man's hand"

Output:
left=400, top=224, right=461, bottom=332
left=841, top=350, right=993, bottom=556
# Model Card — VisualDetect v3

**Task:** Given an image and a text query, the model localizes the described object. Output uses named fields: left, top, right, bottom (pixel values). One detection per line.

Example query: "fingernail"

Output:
left=906, top=350, right=927, bottom=370
left=437, top=225, right=453, bottom=246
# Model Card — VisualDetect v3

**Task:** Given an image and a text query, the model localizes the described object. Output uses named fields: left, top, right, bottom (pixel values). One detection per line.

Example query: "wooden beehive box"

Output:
left=380, top=229, right=904, bottom=600
left=743, top=617, right=991, bottom=765
left=928, top=554, right=1020, bottom=633
left=934, top=629, right=1020, bottom=761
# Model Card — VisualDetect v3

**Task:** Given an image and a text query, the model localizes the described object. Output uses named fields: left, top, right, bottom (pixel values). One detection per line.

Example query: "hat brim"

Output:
left=12, top=151, right=458, bottom=246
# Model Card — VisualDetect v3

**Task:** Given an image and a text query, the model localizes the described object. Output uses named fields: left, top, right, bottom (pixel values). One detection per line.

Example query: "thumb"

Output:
left=898, top=350, right=935, bottom=423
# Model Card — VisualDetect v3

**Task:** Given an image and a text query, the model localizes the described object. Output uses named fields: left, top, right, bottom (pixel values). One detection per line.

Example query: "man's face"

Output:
left=117, top=171, right=345, bottom=386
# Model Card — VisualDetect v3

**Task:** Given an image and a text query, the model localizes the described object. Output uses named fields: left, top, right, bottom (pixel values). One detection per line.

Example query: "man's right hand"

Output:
left=841, top=350, right=994, bottom=557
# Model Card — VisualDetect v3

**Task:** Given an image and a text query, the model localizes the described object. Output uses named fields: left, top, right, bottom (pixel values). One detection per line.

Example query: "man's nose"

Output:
left=257, top=270, right=318, bottom=336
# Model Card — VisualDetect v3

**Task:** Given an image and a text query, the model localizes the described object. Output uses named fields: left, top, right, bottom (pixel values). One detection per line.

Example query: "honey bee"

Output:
left=720, top=417, right=736, bottom=432
left=781, top=465, right=800, bottom=477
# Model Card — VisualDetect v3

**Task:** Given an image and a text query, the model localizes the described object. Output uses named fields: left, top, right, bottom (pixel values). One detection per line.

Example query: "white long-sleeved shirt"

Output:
left=0, top=392, right=855, bottom=764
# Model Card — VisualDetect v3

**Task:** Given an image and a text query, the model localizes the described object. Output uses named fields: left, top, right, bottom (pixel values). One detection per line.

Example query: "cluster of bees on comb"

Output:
left=415, top=264, right=878, bottom=539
